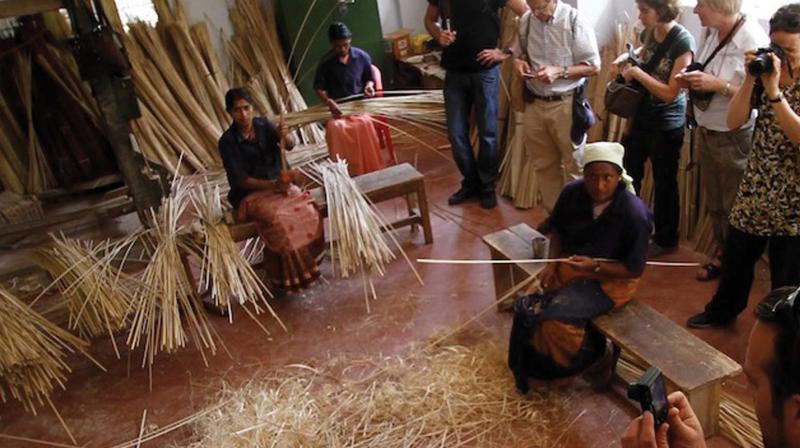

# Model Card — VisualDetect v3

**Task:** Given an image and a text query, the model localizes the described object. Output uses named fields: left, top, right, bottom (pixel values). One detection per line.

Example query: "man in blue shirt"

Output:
left=314, top=22, right=385, bottom=176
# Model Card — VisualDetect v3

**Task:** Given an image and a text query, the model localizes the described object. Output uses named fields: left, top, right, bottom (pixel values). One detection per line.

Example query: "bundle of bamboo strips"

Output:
left=191, top=183, right=283, bottom=331
left=127, top=177, right=217, bottom=377
left=31, top=234, right=141, bottom=358
left=0, top=286, right=104, bottom=414
left=306, top=160, right=422, bottom=311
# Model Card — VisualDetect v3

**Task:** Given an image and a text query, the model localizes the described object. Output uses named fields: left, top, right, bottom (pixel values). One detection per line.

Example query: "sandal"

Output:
left=695, top=263, right=721, bottom=282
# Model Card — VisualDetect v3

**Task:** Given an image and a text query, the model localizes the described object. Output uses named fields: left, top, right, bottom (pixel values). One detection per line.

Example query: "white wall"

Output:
left=171, top=0, right=233, bottom=67
left=376, top=0, right=439, bottom=35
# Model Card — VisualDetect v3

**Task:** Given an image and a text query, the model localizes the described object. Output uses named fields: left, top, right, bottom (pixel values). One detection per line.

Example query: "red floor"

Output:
left=0, top=130, right=767, bottom=447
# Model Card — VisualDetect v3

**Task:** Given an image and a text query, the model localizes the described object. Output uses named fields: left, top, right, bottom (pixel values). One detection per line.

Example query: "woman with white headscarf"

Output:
left=508, top=142, right=653, bottom=394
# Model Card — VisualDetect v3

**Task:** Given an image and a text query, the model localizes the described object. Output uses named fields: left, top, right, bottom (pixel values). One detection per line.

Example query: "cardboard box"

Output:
left=385, top=29, right=411, bottom=60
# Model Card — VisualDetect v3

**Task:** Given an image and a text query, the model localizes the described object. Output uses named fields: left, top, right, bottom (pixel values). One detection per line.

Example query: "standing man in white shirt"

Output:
left=513, top=0, right=601, bottom=212
left=676, top=0, right=768, bottom=291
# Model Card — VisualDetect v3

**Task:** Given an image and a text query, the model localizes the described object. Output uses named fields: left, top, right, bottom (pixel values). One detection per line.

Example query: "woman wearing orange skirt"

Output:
left=219, top=88, right=324, bottom=291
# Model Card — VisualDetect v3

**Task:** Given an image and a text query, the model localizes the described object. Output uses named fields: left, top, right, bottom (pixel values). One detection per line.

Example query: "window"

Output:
left=115, top=0, right=157, bottom=26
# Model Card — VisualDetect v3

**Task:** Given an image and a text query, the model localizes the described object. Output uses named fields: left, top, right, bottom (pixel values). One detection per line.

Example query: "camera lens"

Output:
left=748, top=55, right=774, bottom=76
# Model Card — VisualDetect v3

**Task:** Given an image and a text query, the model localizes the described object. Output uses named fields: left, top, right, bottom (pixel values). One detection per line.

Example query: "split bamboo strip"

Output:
left=191, top=183, right=284, bottom=332
left=0, top=287, right=105, bottom=414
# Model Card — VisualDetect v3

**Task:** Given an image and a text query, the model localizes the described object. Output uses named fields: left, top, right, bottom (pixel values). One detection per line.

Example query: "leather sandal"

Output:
left=695, top=263, right=721, bottom=282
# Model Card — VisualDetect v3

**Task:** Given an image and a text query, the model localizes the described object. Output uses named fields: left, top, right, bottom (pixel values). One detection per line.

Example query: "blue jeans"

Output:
left=443, top=67, right=499, bottom=193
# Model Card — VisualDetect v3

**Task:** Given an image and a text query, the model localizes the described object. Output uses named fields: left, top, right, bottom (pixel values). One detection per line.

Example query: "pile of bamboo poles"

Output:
left=191, top=183, right=283, bottom=330
left=127, top=177, right=217, bottom=378
left=120, top=0, right=327, bottom=175
left=0, top=286, right=104, bottom=415
left=31, top=234, right=141, bottom=358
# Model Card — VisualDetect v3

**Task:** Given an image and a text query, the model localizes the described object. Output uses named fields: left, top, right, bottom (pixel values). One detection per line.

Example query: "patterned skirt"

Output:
left=236, top=185, right=324, bottom=291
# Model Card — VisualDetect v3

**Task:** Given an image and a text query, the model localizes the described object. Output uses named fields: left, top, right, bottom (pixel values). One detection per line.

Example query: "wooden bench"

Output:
left=482, top=223, right=742, bottom=437
left=228, top=162, right=433, bottom=245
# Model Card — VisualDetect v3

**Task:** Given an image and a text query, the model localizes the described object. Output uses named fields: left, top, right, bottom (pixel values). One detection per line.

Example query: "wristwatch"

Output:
left=502, top=47, right=513, bottom=56
left=768, top=91, right=785, bottom=104
left=722, top=81, right=731, bottom=97
left=562, top=65, right=570, bottom=79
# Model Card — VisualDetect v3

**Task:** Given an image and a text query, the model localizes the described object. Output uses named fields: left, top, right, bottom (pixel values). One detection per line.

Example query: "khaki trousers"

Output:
left=523, top=96, right=581, bottom=211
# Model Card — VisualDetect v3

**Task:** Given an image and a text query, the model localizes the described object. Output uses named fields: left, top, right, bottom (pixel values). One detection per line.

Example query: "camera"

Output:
left=748, top=44, right=786, bottom=76
left=627, top=366, right=669, bottom=428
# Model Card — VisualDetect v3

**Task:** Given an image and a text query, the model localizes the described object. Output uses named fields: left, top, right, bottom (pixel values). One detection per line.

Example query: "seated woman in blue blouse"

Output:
left=509, top=142, right=653, bottom=393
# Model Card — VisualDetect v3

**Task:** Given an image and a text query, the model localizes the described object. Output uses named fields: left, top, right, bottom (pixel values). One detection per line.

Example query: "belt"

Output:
left=530, top=91, right=574, bottom=102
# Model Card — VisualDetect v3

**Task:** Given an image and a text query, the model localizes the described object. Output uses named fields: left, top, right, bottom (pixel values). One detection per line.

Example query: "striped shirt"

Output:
left=517, top=1, right=599, bottom=96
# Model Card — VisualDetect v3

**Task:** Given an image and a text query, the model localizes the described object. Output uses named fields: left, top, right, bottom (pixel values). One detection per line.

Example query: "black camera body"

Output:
left=748, top=44, right=786, bottom=76
left=627, top=366, right=669, bottom=428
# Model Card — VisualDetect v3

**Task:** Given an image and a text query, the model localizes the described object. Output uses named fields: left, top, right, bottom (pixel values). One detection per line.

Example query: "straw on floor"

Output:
left=123, top=341, right=577, bottom=447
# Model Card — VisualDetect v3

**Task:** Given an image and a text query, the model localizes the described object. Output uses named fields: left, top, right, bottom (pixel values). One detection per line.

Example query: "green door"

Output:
left=276, top=0, right=386, bottom=106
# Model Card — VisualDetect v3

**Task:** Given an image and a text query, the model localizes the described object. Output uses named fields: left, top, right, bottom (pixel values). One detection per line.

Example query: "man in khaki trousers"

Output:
left=513, top=0, right=600, bottom=211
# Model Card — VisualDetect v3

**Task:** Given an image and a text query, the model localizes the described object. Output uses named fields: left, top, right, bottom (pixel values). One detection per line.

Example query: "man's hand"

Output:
left=437, top=30, right=457, bottom=47
left=621, top=412, right=670, bottom=448
left=664, top=392, right=706, bottom=448
left=676, top=71, right=724, bottom=92
left=533, top=65, right=564, bottom=84
left=276, top=171, right=293, bottom=195
left=364, top=82, right=376, bottom=98
left=326, top=98, right=343, bottom=119
left=477, top=48, right=509, bottom=66
left=620, top=392, right=706, bottom=448
left=515, top=58, right=534, bottom=78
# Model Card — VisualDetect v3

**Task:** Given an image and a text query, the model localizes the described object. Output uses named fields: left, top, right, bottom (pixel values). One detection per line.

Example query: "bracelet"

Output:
left=502, top=47, right=513, bottom=56
left=562, top=65, right=570, bottom=79
left=593, top=261, right=601, bottom=273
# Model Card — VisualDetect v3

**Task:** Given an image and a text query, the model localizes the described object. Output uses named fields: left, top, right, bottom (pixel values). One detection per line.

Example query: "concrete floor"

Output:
left=0, top=129, right=769, bottom=447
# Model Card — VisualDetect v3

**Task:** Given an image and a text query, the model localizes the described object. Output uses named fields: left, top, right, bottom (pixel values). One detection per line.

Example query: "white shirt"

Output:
left=517, top=2, right=600, bottom=96
left=694, top=17, right=769, bottom=131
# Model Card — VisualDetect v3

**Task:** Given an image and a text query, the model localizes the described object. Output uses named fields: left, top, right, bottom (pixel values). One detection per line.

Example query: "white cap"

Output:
left=582, top=142, right=636, bottom=194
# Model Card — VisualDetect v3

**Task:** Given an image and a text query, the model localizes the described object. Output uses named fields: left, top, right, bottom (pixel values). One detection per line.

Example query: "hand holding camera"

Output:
left=621, top=368, right=706, bottom=448
left=746, top=46, right=784, bottom=97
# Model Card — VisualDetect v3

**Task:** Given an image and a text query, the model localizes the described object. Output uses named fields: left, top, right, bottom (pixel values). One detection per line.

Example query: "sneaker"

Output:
left=448, top=187, right=478, bottom=205
left=479, top=192, right=497, bottom=209
left=686, top=311, right=734, bottom=329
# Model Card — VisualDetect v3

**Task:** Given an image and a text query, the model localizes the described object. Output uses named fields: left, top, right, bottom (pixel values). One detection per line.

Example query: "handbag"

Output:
left=571, top=81, right=596, bottom=144
left=605, top=26, right=681, bottom=119
left=604, top=77, right=644, bottom=119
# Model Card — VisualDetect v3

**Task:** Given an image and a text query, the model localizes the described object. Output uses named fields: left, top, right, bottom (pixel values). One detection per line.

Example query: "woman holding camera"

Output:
left=614, top=0, right=695, bottom=257
left=677, top=0, right=767, bottom=282
left=687, top=4, right=800, bottom=329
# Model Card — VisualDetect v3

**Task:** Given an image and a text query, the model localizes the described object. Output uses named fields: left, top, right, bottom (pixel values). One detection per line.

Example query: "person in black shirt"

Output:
left=424, top=0, right=527, bottom=209
left=219, top=88, right=324, bottom=291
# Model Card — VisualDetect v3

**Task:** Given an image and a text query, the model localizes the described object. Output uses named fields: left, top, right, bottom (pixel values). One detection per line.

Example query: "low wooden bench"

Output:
left=228, top=162, right=433, bottom=245
left=482, top=223, right=742, bottom=437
